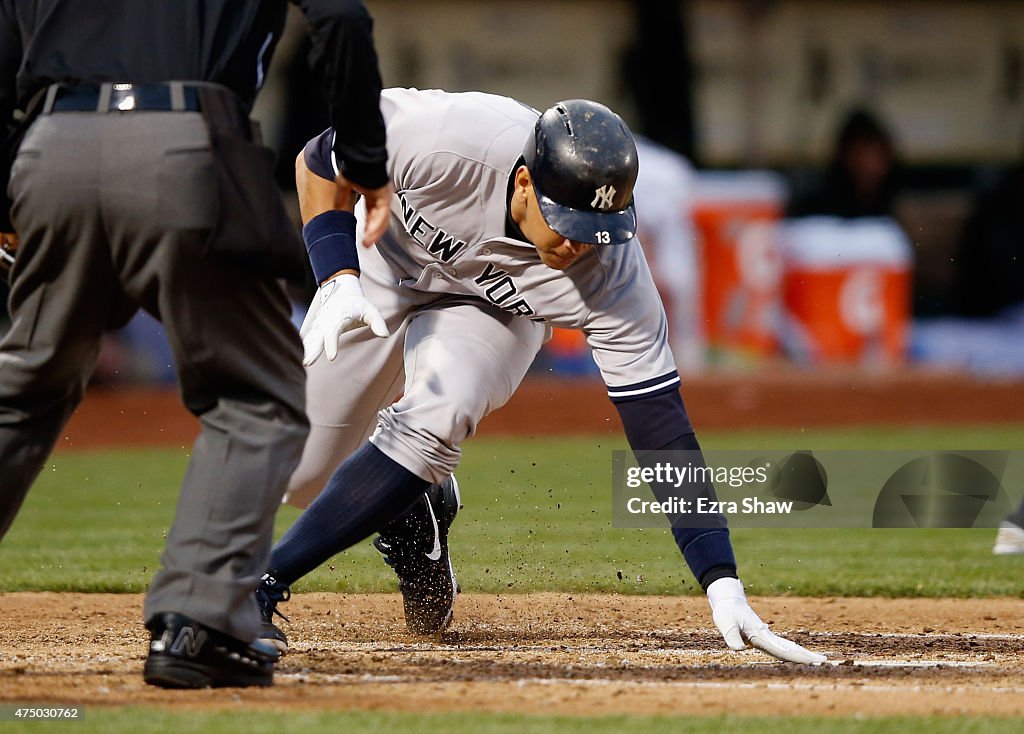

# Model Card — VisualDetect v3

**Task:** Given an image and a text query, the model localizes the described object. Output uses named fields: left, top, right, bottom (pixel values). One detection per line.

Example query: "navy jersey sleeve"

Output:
left=615, top=389, right=738, bottom=590
left=303, top=127, right=338, bottom=182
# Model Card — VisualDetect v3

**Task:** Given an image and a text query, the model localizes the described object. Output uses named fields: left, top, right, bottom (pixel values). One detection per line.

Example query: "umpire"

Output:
left=0, top=1, right=390, bottom=688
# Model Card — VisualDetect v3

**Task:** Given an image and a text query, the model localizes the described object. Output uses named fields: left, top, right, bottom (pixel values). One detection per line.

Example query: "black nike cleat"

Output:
left=374, top=475, right=461, bottom=635
left=143, top=612, right=278, bottom=689
left=255, top=573, right=291, bottom=654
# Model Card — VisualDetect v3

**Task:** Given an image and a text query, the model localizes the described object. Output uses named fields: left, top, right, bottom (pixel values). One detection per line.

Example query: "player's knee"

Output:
left=407, top=387, right=490, bottom=443
left=371, top=405, right=463, bottom=484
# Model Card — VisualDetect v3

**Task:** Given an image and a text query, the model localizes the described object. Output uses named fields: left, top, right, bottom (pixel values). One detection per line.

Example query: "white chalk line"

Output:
left=825, top=660, right=989, bottom=668
left=278, top=672, right=1024, bottom=695
left=810, top=631, right=1024, bottom=641
left=298, top=646, right=1003, bottom=668
left=522, top=677, right=1024, bottom=694
left=302, top=634, right=1022, bottom=655
left=306, top=630, right=1024, bottom=654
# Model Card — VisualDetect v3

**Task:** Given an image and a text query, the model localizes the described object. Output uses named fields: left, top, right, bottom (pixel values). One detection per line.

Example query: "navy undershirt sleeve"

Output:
left=303, top=127, right=338, bottom=182
left=613, top=388, right=739, bottom=590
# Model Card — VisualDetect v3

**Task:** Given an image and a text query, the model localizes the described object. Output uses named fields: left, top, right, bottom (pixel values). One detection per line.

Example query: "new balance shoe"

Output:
left=993, top=520, right=1024, bottom=555
left=143, top=612, right=278, bottom=689
left=255, top=573, right=291, bottom=654
left=374, top=475, right=461, bottom=635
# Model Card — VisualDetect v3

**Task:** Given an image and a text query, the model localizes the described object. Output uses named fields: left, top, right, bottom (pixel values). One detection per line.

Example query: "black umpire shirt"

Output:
left=0, top=0, right=387, bottom=189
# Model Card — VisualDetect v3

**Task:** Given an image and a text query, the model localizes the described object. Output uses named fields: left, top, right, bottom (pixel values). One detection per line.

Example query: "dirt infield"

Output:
left=27, top=371, right=1024, bottom=718
left=56, top=369, right=1024, bottom=451
left=1, top=592, right=1022, bottom=717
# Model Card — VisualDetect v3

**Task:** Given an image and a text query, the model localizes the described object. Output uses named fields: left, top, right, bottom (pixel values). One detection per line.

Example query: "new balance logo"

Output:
left=591, top=185, right=616, bottom=210
left=169, top=626, right=208, bottom=658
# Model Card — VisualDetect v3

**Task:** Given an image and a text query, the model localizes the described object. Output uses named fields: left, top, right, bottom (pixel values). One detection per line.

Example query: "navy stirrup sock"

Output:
left=269, top=442, right=430, bottom=585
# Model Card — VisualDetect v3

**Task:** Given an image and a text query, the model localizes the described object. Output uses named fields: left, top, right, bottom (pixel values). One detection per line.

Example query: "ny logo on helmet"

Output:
left=591, top=185, right=616, bottom=210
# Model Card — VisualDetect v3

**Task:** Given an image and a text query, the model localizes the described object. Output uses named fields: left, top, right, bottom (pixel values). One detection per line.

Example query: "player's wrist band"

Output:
left=302, top=210, right=360, bottom=284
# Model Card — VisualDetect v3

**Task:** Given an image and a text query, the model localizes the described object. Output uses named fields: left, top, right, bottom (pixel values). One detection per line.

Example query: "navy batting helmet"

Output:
left=523, top=99, right=639, bottom=245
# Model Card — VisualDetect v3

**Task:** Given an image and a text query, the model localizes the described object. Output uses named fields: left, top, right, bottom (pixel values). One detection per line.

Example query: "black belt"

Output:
left=43, top=82, right=203, bottom=114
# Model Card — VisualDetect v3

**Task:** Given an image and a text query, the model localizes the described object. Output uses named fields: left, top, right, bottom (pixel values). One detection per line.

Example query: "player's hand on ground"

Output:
left=301, top=273, right=389, bottom=365
left=707, top=577, right=826, bottom=664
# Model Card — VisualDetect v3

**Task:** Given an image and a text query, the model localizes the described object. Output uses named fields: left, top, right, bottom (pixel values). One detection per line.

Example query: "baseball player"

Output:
left=256, top=87, right=826, bottom=664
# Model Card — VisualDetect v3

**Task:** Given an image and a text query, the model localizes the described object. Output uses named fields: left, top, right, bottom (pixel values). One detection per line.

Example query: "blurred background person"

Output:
left=909, top=134, right=1024, bottom=379
left=955, top=135, right=1024, bottom=554
left=952, top=148, right=1024, bottom=320
left=787, top=107, right=903, bottom=221
left=779, top=107, right=914, bottom=369
left=633, top=135, right=706, bottom=374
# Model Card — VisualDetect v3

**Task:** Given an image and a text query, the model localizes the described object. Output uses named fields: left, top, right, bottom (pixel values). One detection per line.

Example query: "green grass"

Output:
left=8, top=710, right=1024, bottom=734
left=1, top=425, right=1023, bottom=597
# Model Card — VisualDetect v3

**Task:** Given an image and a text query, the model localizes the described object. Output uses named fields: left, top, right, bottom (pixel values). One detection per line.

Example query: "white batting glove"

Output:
left=707, top=577, right=826, bottom=664
left=301, top=273, right=389, bottom=366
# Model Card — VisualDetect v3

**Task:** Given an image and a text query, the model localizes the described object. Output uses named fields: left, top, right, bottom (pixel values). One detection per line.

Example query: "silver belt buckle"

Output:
left=111, top=83, right=136, bottom=112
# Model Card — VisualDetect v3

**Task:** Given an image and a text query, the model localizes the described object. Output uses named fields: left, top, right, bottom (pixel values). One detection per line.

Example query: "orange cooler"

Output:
left=780, top=217, right=912, bottom=366
left=692, top=171, right=787, bottom=362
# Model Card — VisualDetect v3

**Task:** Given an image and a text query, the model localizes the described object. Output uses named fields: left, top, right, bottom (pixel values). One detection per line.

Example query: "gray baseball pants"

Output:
left=285, top=242, right=547, bottom=508
left=0, top=110, right=308, bottom=641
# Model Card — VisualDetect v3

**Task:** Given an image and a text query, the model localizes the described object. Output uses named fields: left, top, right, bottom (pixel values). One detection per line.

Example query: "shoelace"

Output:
left=257, top=580, right=292, bottom=623
left=374, top=537, right=401, bottom=568
left=375, top=535, right=426, bottom=570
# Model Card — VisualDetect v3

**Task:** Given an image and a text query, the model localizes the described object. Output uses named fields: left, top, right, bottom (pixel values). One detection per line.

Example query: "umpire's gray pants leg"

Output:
left=0, top=112, right=308, bottom=641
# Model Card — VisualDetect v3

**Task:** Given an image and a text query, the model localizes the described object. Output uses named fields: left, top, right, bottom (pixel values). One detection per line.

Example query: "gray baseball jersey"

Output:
left=305, top=87, right=680, bottom=403
left=286, top=87, right=695, bottom=510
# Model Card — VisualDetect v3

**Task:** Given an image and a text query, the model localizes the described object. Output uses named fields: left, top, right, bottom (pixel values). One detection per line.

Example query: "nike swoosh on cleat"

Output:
left=424, top=493, right=442, bottom=561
